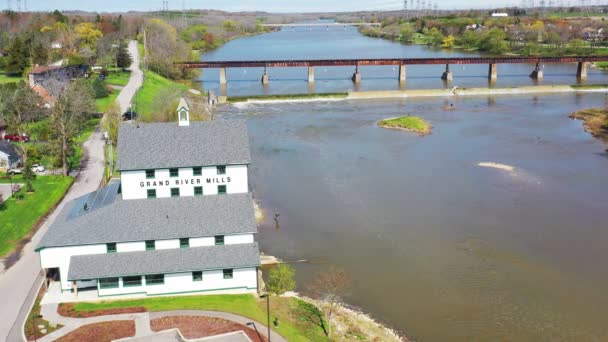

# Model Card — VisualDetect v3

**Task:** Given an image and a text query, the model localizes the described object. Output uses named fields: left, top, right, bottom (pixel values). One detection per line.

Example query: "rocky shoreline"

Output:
left=570, top=108, right=608, bottom=143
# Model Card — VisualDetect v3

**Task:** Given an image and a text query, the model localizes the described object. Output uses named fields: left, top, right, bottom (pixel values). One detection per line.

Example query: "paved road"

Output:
left=0, top=39, right=143, bottom=342
left=117, top=40, right=144, bottom=114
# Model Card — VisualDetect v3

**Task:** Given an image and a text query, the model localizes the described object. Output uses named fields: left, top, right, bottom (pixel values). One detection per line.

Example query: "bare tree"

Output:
left=307, top=267, right=351, bottom=338
left=50, top=79, right=95, bottom=176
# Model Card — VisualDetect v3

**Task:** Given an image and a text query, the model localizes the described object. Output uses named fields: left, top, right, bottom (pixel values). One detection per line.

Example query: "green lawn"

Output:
left=0, top=175, right=73, bottom=257
left=96, top=92, right=119, bottom=113
left=104, top=71, right=131, bottom=87
left=0, top=73, right=22, bottom=84
left=71, top=294, right=328, bottom=341
left=378, top=115, right=432, bottom=135
left=134, top=70, right=188, bottom=121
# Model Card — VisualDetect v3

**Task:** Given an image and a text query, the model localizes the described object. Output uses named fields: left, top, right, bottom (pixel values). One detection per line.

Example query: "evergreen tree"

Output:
left=31, top=41, right=48, bottom=66
left=116, top=40, right=132, bottom=68
left=6, top=36, right=30, bottom=76
left=92, top=77, right=108, bottom=99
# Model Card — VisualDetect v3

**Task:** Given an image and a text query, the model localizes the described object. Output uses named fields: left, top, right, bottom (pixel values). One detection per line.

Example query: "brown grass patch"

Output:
left=151, top=315, right=266, bottom=342
left=570, top=108, right=608, bottom=142
left=58, top=303, right=146, bottom=318
left=56, top=320, right=135, bottom=342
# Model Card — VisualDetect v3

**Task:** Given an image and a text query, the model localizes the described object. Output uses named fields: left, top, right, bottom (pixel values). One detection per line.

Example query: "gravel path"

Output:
left=117, top=40, right=144, bottom=114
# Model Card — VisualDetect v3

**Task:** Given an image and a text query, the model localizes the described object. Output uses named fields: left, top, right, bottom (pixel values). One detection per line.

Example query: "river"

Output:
left=202, top=26, right=608, bottom=341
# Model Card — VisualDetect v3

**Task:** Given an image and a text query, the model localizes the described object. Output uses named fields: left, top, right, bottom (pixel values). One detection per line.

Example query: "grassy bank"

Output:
left=104, top=70, right=131, bottom=87
left=0, top=74, right=22, bottom=84
left=134, top=71, right=189, bottom=121
left=227, top=92, right=348, bottom=103
left=0, top=175, right=73, bottom=257
left=67, top=294, right=327, bottom=341
left=96, top=92, right=119, bottom=113
left=378, top=116, right=432, bottom=135
left=569, top=108, right=608, bottom=143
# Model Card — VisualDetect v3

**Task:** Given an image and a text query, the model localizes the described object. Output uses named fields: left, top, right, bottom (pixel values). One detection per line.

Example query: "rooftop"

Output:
left=116, top=120, right=251, bottom=171
left=37, top=183, right=257, bottom=250
left=68, top=242, right=260, bottom=280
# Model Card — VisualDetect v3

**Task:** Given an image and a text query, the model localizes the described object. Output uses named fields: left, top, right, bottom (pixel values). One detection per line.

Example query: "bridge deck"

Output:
left=178, top=56, right=608, bottom=69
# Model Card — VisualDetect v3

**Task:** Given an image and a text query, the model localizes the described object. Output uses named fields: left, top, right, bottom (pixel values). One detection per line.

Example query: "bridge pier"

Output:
left=352, top=65, right=361, bottom=83
left=308, top=66, right=315, bottom=83
left=488, top=63, right=497, bottom=81
left=219, top=67, right=227, bottom=85
left=261, top=67, right=269, bottom=85
left=399, top=64, right=407, bottom=82
left=530, top=63, right=543, bottom=80
left=441, top=64, right=453, bottom=82
left=577, top=62, right=587, bottom=80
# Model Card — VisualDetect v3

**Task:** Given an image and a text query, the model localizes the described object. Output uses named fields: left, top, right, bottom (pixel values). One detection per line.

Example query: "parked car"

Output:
left=7, top=167, right=23, bottom=175
left=122, top=110, right=137, bottom=121
left=31, top=164, right=45, bottom=172
left=4, top=133, right=30, bottom=142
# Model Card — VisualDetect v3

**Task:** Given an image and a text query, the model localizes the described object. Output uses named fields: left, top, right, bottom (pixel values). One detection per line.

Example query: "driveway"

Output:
left=117, top=40, right=144, bottom=114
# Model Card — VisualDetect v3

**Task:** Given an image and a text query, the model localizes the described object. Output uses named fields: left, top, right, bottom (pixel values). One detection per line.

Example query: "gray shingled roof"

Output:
left=116, top=120, right=251, bottom=171
left=68, top=243, right=260, bottom=280
left=37, top=185, right=257, bottom=250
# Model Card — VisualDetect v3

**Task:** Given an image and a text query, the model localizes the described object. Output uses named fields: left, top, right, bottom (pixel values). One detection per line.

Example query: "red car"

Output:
left=4, top=133, right=30, bottom=142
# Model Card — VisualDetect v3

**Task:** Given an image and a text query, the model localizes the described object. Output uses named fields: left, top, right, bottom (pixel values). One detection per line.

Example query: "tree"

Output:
left=6, top=35, right=29, bottom=76
left=307, top=267, right=350, bottom=338
left=22, top=159, right=36, bottom=193
left=479, top=27, right=508, bottom=54
left=400, top=25, right=415, bottom=43
left=145, top=19, right=193, bottom=79
left=442, top=35, right=456, bottom=48
left=91, top=77, right=108, bottom=99
left=50, top=79, right=95, bottom=176
left=2, top=84, right=45, bottom=163
left=75, top=22, right=103, bottom=50
left=461, top=30, right=480, bottom=49
left=116, top=40, right=132, bottom=68
left=267, top=264, right=296, bottom=295
left=427, top=27, right=445, bottom=46
left=31, top=41, right=49, bottom=66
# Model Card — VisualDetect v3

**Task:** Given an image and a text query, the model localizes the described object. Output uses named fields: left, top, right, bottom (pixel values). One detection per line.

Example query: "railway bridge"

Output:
left=177, top=56, right=608, bottom=85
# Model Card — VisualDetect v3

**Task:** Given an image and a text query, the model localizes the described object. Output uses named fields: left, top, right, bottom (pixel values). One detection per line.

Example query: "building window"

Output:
left=192, top=271, right=203, bottom=282
left=193, top=167, right=202, bottom=176
left=218, top=185, right=227, bottom=195
left=106, top=243, right=117, bottom=253
left=145, top=170, right=155, bottom=179
left=123, top=276, right=142, bottom=287
left=180, top=238, right=189, bottom=248
left=194, top=186, right=203, bottom=196
left=147, top=189, right=156, bottom=199
left=169, top=168, right=179, bottom=177
left=217, top=165, right=226, bottom=175
left=145, top=240, right=155, bottom=250
left=223, top=269, right=233, bottom=279
left=171, top=188, right=180, bottom=197
left=215, top=235, right=224, bottom=246
left=99, top=277, right=119, bottom=289
left=145, top=274, right=164, bottom=285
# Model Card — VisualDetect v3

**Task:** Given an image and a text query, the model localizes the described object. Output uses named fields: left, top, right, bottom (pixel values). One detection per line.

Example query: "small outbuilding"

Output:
left=0, top=140, right=22, bottom=171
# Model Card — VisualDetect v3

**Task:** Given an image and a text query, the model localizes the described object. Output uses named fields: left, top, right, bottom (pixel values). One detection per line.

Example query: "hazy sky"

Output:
left=20, top=0, right=517, bottom=13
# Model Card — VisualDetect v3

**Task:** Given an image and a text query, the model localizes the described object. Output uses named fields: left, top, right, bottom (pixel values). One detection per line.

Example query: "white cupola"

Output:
left=177, top=98, right=190, bottom=126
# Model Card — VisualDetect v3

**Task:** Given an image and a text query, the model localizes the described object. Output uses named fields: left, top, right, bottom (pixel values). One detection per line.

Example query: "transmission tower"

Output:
left=403, top=0, right=408, bottom=19
left=182, top=0, right=187, bottom=26
left=16, top=0, right=20, bottom=11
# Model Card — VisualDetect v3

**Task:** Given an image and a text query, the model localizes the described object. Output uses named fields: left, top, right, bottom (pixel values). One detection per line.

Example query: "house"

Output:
left=36, top=101, right=261, bottom=300
left=28, top=64, right=89, bottom=107
left=0, top=141, right=22, bottom=171
left=491, top=12, right=509, bottom=17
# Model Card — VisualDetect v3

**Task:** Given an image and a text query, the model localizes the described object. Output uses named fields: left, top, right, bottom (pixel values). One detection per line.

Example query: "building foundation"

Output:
left=399, top=64, right=406, bottom=82
left=441, top=64, right=452, bottom=82
left=261, top=72, right=269, bottom=85
left=352, top=65, right=361, bottom=83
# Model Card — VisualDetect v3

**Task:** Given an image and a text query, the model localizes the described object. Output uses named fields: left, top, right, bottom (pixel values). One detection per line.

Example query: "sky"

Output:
left=17, top=0, right=520, bottom=13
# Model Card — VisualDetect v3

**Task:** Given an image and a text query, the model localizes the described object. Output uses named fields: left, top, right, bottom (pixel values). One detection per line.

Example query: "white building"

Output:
left=37, top=102, right=260, bottom=299
left=491, top=12, right=509, bottom=17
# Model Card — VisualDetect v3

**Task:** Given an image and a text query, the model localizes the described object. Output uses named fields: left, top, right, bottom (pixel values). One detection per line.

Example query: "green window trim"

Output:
left=215, top=235, right=224, bottom=246
left=145, top=240, right=155, bottom=250
left=192, top=271, right=203, bottom=282
left=193, top=167, right=202, bottom=176
left=171, top=188, right=180, bottom=197
left=145, top=170, right=155, bottom=179
left=217, top=165, right=226, bottom=175
left=180, top=238, right=189, bottom=248
left=147, top=189, right=156, bottom=199
left=194, top=186, right=203, bottom=196
left=223, top=269, right=233, bottom=279
left=145, top=274, right=165, bottom=285
left=106, top=243, right=117, bottom=253
left=123, top=276, right=142, bottom=287
left=99, top=277, right=119, bottom=289
left=169, top=168, right=179, bottom=177
left=218, top=185, right=227, bottom=195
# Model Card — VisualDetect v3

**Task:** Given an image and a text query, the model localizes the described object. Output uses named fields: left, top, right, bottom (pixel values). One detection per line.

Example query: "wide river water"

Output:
left=203, top=26, right=608, bottom=341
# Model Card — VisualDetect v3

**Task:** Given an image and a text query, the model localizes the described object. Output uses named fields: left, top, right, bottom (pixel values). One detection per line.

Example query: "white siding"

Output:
left=120, top=165, right=248, bottom=200
left=40, top=244, right=107, bottom=290
left=117, top=241, right=145, bottom=253
left=225, top=234, right=254, bottom=244
left=155, top=239, right=180, bottom=250
left=97, top=268, right=258, bottom=297
left=190, top=237, right=214, bottom=247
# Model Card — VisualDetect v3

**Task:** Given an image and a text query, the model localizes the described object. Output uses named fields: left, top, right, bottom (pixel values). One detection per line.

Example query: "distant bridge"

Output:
left=261, top=22, right=381, bottom=27
left=177, top=56, right=608, bottom=84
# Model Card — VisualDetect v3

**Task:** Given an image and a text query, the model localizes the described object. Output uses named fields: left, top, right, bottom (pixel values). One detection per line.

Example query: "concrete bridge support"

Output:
left=308, top=66, right=315, bottom=83
left=441, top=64, right=453, bottom=82
left=530, top=63, right=543, bottom=80
left=399, top=64, right=407, bottom=82
left=577, top=62, right=588, bottom=80
left=261, top=67, right=269, bottom=85
left=219, top=67, right=227, bottom=85
left=352, top=65, right=361, bottom=83
left=488, top=63, right=497, bottom=81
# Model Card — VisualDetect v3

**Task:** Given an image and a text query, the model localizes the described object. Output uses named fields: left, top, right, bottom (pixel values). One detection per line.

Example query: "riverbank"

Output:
left=570, top=108, right=608, bottom=143
left=223, top=84, right=608, bottom=104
